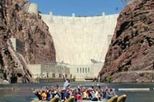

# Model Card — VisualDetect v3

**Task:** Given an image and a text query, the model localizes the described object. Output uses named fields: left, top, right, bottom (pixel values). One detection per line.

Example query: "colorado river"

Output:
left=0, top=82, right=154, bottom=102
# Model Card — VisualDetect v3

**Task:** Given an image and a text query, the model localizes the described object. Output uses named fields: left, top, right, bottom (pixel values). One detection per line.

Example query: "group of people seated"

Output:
left=33, top=81, right=117, bottom=102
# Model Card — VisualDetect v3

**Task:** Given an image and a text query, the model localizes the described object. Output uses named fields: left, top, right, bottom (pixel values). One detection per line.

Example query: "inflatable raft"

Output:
left=31, top=94, right=127, bottom=102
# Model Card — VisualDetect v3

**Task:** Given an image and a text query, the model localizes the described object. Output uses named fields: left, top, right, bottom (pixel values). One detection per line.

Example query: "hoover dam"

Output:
left=11, top=3, right=118, bottom=81
left=41, top=12, right=118, bottom=65
left=40, top=12, right=118, bottom=80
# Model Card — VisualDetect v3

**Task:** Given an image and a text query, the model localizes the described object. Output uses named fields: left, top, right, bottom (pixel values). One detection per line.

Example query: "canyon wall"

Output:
left=0, top=0, right=56, bottom=83
left=7, top=0, right=56, bottom=64
left=99, top=0, right=154, bottom=82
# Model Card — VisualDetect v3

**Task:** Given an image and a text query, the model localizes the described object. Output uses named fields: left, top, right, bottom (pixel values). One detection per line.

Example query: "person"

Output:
left=63, top=79, right=70, bottom=89
left=76, top=91, right=82, bottom=102
left=33, top=89, right=42, bottom=100
left=46, top=90, right=52, bottom=101
left=63, top=74, right=70, bottom=89
left=106, top=88, right=116, bottom=99
left=41, top=90, right=47, bottom=101
left=90, top=90, right=98, bottom=101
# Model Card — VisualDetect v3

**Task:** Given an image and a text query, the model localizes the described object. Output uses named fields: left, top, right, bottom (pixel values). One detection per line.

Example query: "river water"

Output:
left=0, top=82, right=154, bottom=102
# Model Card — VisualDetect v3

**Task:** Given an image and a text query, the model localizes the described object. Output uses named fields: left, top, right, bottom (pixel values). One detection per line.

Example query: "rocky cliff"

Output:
left=99, top=0, right=154, bottom=82
left=0, top=0, right=56, bottom=83
left=7, top=0, right=56, bottom=64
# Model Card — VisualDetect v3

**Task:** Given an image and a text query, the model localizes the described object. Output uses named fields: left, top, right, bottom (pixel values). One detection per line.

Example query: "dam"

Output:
left=11, top=3, right=118, bottom=81
left=41, top=12, right=118, bottom=65
left=40, top=12, right=118, bottom=81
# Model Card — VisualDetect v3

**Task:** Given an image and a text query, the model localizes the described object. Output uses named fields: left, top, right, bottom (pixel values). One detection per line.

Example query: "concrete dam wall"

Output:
left=41, top=13, right=118, bottom=65
left=11, top=2, right=118, bottom=80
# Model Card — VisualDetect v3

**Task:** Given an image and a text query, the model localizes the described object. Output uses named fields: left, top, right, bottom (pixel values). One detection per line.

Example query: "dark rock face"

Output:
left=0, top=0, right=56, bottom=83
left=99, top=0, right=154, bottom=82
left=6, top=0, right=56, bottom=64
left=0, top=0, right=31, bottom=83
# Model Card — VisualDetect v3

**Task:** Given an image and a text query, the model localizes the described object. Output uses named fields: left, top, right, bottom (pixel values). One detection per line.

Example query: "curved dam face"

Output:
left=40, top=13, right=118, bottom=80
left=41, top=13, right=118, bottom=65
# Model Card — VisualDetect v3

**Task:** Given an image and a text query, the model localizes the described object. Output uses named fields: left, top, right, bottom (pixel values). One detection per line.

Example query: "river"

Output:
left=0, top=82, right=154, bottom=102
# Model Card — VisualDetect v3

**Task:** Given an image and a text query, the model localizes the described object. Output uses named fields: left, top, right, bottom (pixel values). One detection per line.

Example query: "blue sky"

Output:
left=30, top=0, right=125, bottom=16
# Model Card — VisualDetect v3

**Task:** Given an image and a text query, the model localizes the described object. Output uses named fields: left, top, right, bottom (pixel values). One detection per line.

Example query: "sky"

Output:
left=30, top=0, right=126, bottom=16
